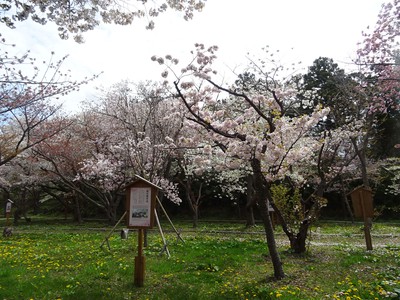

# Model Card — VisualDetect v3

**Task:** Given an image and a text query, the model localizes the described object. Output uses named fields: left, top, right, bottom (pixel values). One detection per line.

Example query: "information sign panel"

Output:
left=5, top=202, right=11, bottom=213
left=128, top=187, right=152, bottom=228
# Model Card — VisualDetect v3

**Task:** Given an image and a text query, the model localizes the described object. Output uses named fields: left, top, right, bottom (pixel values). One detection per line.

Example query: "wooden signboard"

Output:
left=350, top=186, right=374, bottom=219
left=126, top=176, right=159, bottom=229
left=349, top=185, right=374, bottom=250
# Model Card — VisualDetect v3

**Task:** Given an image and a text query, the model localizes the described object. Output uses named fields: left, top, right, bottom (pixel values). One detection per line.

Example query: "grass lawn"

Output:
left=0, top=218, right=399, bottom=299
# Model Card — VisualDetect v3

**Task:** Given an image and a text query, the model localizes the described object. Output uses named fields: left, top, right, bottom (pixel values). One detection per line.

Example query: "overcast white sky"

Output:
left=2, top=0, right=384, bottom=111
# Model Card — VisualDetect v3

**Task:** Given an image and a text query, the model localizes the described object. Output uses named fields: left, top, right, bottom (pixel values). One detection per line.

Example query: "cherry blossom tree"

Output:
left=349, top=0, right=400, bottom=187
left=357, top=0, right=399, bottom=89
left=153, top=44, right=332, bottom=279
left=32, top=115, right=98, bottom=222
left=0, top=35, right=97, bottom=166
left=356, top=0, right=399, bottom=118
left=273, top=122, right=362, bottom=251
left=0, top=152, right=41, bottom=223
left=0, top=33, right=99, bottom=222
left=355, top=0, right=400, bottom=215
left=73, top=81, right=184, bottom=221
left=33, top=80, right=190, bottom=223
left=0, top=114, right=84, bottom=223
left=173, top=141, right=211, bottom=228
left=1, top=0, right=206, bottom=42
left=172, top=138, right=248, bottom=227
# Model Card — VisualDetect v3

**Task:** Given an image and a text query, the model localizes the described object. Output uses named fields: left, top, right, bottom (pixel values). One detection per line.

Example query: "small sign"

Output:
left=5, top=202, right=12, bottom=213
left=125, top=176, right=160, bottom=229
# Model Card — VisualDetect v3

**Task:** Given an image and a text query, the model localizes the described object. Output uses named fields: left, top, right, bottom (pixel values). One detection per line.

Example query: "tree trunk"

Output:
left=73, top=194, right=82, bottom=223
left=31, top=188, right=41, bottom=215
left=289, top=222, right=310, bottom=254
left=340, top=177, right=354, bottom=222
left=246, top=205, right=255, bottom=227
left=256, top=194, right=285, bottom=279
left=245, top=175, right=256, bottom=227
left=252, top=158, right=285, bottom=280
left=182, top=179, right=201, bottom=228
left=192, top=205, right=199, bottom=228
left=13, top=188, right=31, bottom=224
left=351, top=138, right=370, bottom=187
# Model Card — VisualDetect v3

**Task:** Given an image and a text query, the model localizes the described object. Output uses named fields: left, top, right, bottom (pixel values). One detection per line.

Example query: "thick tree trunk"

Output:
left=273, top=208, right=311, bottom=254
left=289, top=222, right=310, bottom=254
left=252, top=158, right=285, bottom=280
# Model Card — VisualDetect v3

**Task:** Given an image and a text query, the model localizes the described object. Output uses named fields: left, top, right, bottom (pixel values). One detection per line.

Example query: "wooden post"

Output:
left=134, top=228, right=145, bottom=287
left=359, top=191, right=373, bottom=250
left=5, top=212, right=10, bottom=226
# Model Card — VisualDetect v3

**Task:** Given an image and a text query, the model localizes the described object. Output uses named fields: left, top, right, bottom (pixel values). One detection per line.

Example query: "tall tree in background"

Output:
left=83, top=81, right=183, bottom=184
left=299, top=57, right=360, bottom=129
left=75, top=81, right=184, bottom=219
left=32, top=115, right=99, bottom=222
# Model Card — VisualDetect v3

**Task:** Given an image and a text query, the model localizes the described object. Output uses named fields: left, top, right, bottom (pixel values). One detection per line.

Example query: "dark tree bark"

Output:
left=184, top=183, right=201, bottom=228
left=252, top=158, right=285, bottom=279
left=340, top=177, right=354, bottom=221
left=270, top=179, right=328, bottom=254
left=13, top=188, right=31, bottom=225
left=245, top=175, right=256, bottom=227
left=351, top=138, right=370, bottom=187
left=173, top=80, right=285, bottom=280
left=73, top=192, right=82, bottom=223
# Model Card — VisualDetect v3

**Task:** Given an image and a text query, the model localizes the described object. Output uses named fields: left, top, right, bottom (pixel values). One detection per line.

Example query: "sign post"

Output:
left=126, top=176, right=160, bottom=287
left=134, top=228, right=145, bottom=286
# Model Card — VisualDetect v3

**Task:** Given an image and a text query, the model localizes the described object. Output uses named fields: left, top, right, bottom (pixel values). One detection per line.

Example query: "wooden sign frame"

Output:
left=125, top=176, right=159, bottom=229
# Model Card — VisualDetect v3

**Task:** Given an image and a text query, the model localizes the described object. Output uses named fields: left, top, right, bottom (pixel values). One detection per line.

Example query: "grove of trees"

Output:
left=1, top=0, right=399, bottom=281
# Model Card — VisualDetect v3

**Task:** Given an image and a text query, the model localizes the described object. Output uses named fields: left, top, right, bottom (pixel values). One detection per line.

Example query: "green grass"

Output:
left=0, top=218, right=399, bottom=299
